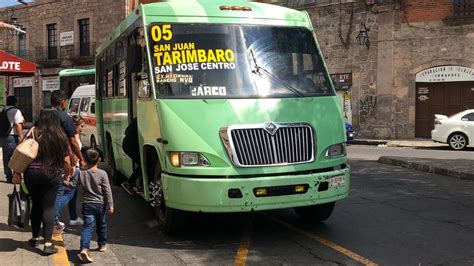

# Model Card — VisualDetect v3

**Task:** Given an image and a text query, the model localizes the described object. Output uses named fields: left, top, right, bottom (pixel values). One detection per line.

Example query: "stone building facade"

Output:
left=259, top=0, right=474, bottom=139
left=0, top=0, right=130, bottom=122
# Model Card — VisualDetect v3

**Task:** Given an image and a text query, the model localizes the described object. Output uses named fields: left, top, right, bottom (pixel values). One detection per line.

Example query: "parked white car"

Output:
left=431, top=109, right=474, bottom=150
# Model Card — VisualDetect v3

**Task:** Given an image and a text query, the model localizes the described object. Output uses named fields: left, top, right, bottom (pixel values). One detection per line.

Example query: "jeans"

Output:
left=1, top=135, right=19, bottom=182
left=54, top=168, right=80, bottom=224
left=80, top=203, right=108, bottom=250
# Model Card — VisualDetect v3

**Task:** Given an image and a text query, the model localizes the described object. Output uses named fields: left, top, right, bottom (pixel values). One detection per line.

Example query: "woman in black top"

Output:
left=13, top=108, right=71, bottom=255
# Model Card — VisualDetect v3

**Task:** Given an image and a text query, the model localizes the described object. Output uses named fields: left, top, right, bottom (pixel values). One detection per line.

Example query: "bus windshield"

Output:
left=149, top=24, right=334, bottom=99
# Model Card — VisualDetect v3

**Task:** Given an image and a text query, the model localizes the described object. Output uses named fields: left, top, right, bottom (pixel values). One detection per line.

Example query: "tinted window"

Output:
left=462, top=113, right=474, bottom=121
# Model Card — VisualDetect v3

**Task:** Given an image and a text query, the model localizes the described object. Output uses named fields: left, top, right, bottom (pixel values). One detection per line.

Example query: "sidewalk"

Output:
left=351, top=138, right=447, bottom=148
left=0, top=181, right=54, bottom=265
left=0, top=149, right=120, bottom=265
left=378, top=156, right=474, bottom=181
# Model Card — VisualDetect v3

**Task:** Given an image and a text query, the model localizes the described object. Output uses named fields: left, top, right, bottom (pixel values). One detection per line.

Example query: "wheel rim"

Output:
left=450, top=135, right=466, bottom=150
left=150, top=179, right=167, bottom=221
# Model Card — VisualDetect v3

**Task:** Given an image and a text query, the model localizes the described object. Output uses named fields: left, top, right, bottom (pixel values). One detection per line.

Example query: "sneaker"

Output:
left=43, top=244, right=58, bottom=255
left=69, top=217, right=84, bottom=226
left=28, top=238, right=40, bottom=248
left=53, top=224, right=65, bottom=234
left=98, top=245, right=107, bottom=252
left=78, top=249, right=94, bottom=263
left=121, top=182, right=136, bottom=195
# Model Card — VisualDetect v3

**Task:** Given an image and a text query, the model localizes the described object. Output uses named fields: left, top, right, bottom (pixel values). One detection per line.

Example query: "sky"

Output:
left=0, top=0, right=33, bottom=8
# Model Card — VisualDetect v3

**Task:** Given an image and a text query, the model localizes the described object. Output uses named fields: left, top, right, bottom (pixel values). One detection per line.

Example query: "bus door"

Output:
left=126, top=30, right=143, bottom=121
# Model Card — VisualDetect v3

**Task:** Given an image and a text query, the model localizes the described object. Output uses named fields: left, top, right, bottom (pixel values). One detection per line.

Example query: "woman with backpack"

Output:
left=12, top=108, right=75, bottom=255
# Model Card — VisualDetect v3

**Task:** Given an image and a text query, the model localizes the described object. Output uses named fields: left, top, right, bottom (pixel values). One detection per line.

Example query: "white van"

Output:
left=67, top=84, right=99, bottom=148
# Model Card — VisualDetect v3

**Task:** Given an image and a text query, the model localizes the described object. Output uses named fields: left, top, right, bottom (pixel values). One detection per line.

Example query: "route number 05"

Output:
left=151, top=24, right=172, bottom=42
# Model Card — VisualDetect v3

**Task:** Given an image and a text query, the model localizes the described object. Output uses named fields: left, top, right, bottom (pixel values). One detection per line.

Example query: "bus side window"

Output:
left=90, top=102, right=95, bottom=114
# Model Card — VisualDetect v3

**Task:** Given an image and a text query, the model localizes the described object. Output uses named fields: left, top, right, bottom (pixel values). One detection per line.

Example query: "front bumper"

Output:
left=161, top=166, right=350, bottom=213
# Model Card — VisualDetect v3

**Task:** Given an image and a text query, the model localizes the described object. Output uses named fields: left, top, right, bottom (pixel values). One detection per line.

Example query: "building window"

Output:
left=453, top=0, right=474, bottom=18
left=18, top=31, right=27, bottom=58
left=47, top=23, right=57, bottom=59
left=79, top=18, right=90, bottom=56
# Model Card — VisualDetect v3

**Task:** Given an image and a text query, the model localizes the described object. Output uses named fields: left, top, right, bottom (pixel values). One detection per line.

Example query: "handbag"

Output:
left=7, top=184, right=30, bottom=229
left=8, top=127, right=39, bottom=173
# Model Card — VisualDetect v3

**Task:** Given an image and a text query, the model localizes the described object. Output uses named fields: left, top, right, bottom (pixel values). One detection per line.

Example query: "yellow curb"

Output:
left=52, top=233, right=70, bottom=266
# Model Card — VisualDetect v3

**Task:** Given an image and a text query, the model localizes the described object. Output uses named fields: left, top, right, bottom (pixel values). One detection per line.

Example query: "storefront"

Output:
left=415, top=66, right=474, bottom=138
left=0, top=49, right=36, bottom=118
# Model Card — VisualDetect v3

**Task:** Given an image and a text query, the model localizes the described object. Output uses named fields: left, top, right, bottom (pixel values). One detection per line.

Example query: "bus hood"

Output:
left=156, top=97, right=345, bottom=173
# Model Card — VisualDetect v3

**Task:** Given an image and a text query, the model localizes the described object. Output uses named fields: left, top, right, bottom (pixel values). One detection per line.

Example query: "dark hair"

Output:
left=35, top=108, right=69, bottom=176
left=6, top=95, right=17, bottom=106
left=84, top=148, right=100, bottom=166
left=51, top=90, right=67, bottom=107
left=71, top=115, right=85, bottom=126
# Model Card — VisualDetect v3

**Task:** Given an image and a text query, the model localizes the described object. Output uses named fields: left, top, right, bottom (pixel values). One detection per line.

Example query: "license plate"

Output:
left=329, top=175, right=345, bottom=188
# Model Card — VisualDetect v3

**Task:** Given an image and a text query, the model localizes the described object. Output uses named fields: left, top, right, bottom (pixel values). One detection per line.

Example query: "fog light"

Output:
left=170, top=152, right=180, bottom=167
left=255, top=188, right=267, bottom=196
left=294, top=185, right=306, bottom=193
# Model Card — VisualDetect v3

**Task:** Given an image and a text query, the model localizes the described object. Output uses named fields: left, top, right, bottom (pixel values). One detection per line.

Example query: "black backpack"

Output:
left=0, top=107, right=16, bottom=138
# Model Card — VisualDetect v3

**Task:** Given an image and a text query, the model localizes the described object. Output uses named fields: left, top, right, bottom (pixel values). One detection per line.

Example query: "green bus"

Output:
left=96, top=0, right=350, bottom=232
left=58, top=68, right=95, bottom=97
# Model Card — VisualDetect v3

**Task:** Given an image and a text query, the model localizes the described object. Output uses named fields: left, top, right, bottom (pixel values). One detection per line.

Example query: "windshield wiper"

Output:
left=248, top=49, right=304, bottom=97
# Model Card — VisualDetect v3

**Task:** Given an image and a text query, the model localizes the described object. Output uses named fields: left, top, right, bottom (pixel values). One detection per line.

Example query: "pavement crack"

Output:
left=287, top=235, right=344, bottom=265
left=171, top=251, right=188, bottom=265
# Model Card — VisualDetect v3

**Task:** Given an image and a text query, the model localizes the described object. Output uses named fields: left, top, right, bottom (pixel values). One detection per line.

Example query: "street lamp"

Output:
left=8, top=16, right=24, bottom=36
left=356, top=23, right=370, bottom=49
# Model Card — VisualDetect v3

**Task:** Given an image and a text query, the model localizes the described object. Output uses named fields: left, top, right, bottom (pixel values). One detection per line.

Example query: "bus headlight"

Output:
left=325, top=143, right=346, bottom=158
left=169, top=152, right=210, bottom=167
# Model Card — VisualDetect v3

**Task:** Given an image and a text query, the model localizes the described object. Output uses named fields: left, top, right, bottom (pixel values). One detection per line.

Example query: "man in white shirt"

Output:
left=1, top=96, right=24, bottom=183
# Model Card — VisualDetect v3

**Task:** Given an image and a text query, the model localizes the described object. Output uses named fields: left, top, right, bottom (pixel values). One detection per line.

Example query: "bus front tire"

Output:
left=294, top=202, right=335, bottom=223
left=151, top=162, right=185, bottom=234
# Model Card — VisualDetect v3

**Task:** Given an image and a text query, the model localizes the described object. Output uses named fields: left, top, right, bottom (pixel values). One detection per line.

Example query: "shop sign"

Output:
left=416, top=66, right=474, bottom=82
left=60, top=31, right=74, bottom=46
left=42, top=78, right=59, bottom=91
left=13, top=77, right=32, bottom=87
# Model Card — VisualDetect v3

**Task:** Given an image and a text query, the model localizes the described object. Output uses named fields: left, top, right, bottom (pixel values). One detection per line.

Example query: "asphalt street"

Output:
left=1, top=145, right=474, bottom=265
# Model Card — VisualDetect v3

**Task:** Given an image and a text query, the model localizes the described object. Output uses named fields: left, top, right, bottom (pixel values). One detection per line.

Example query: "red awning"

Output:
left=0, top=49, right=36, bottom=77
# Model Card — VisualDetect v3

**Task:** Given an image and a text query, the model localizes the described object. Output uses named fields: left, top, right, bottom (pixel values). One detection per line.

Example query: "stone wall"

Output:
left=0, top=0, right=127, bottom=120
left=258, top=0, right=474, bottom=139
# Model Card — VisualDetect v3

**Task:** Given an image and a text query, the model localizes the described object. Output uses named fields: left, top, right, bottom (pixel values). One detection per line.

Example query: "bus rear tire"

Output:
left=151, top=161, right=185, bottom=234
left=107, top=141, right=123, bottom=185
left=294, top=202, right=335, bottom=223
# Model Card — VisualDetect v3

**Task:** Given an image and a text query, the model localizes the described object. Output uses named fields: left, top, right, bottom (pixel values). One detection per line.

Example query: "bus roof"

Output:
left=59, top=68, right=96, bottom=77
left=97, top=0, right=311, bottom=54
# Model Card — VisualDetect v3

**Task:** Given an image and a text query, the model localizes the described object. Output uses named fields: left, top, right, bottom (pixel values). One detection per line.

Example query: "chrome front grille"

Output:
left=220, top=122, right=315, bottom=167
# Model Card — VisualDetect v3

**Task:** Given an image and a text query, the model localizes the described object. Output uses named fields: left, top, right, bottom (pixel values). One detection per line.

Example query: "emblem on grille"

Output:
left=263, top=122, right=279, bottom=135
